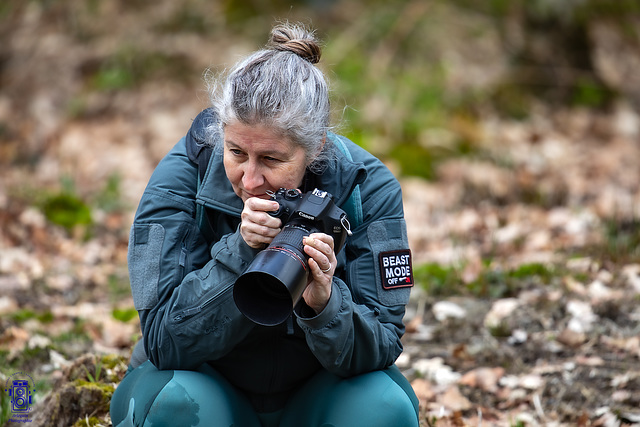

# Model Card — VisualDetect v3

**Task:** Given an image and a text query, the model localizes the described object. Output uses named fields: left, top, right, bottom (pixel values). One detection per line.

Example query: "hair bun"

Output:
left=268, top=23, right=321, bottom=64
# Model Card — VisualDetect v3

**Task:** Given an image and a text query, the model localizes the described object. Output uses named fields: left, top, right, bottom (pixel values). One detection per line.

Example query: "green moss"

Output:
left=11, top=308, right=55, bottom=324
left=571, top=76, right=617, bottom=108
left=74, top=380, right=115, bottom=394
left=44, top=380, right=114, bottom=426
left=488, top=321, right=512, bottom=338
left=99, top=354, right=128, bottom=371
left=38, top=311, right=55, bottom=324
left=73, top=380, right=115, bottom=415
left=469, top=262, right=559, bottom=298
left=416, top=261, right=562, bottom=298
left=596, top=217, right=640, bottom=264
left=389, top=143, right=436, bottom=180
left=415, top=263, right=462, bottom=296
left=42, top=192, right=92, bottom=230
left=73, top=416, right=103, bottom=427
left=10, top=308, right=37, bottom=323
left=112, top=307, right=137, bottom=323
left=0, top=383, right=10, bottom=426
left=508, top=262, right=555, bottom=281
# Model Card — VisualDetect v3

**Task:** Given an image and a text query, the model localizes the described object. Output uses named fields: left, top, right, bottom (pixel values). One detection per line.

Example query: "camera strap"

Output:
left=329, top=134, right=363, bottom=229
left=186, top=108, right=219, bottom=244
left=186, top=108, right=217, bottom=184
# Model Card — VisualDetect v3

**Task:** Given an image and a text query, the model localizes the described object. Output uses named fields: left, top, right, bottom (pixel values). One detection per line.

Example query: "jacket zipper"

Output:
left=172, top=287, right=227, bottom=323
left=179, top=244, right=188, bottom=272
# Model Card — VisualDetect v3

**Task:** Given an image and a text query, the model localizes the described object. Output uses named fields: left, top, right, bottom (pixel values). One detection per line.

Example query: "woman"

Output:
left=110, top=22, right=419, bottom=427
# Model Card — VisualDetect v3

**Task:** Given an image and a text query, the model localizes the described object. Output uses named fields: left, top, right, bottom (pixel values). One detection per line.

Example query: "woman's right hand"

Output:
left=240, top=197, right=282, bottom=249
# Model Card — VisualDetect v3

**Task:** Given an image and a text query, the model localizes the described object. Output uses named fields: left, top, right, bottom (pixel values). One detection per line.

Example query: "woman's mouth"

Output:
left=243, top=190, right=271, bottom=200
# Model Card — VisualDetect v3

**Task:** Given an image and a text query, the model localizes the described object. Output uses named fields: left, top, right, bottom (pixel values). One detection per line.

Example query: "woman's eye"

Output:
left=264, top=156, right=281, bottom=163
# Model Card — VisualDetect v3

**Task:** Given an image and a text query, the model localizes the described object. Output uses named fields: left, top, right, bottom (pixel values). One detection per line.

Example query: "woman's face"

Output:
left=223, top=121, right=309, bottom=202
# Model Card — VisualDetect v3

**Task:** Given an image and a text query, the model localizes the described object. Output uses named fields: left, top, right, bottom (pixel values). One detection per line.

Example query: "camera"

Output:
left=10, top=380, right=30, bottom=412
left=233, top=188, right=351, bottom=326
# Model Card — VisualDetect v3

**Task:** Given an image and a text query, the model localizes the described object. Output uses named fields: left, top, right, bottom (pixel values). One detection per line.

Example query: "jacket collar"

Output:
left=196, top=134, right=367, bottom=216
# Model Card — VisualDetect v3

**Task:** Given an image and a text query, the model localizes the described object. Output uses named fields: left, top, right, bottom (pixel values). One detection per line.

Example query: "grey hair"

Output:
left=206, top=23, right=334, bottom=172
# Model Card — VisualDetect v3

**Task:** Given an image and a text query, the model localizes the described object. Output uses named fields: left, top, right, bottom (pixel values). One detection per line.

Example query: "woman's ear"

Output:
left=308, top=135, right=326, bottom=165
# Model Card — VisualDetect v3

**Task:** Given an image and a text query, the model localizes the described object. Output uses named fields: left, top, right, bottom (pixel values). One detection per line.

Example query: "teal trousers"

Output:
left=110, top=361, right=419, bottom=427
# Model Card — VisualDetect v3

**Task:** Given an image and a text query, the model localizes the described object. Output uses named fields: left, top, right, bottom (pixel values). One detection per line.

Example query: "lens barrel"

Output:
left=233, top=223, right=312, bottom=326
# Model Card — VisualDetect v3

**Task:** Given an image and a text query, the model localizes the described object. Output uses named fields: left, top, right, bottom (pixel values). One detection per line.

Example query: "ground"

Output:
left=2, top=103, right=639, bottom=426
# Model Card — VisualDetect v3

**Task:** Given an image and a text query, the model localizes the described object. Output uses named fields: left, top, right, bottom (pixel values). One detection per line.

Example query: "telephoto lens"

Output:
left=233, top=188, right=351, bottom=326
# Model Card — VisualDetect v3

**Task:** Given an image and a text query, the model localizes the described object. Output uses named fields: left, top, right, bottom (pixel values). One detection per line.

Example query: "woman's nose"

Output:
left=242, top=162, right=265, bottom=190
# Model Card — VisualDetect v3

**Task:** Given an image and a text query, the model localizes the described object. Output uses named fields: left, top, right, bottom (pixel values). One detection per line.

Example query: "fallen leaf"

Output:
left=459, top=367, right=505, bottom=393
left=411, top=378, right=436, bottom=403
left=556, top=328, right=587, bottom=348
left=0, top=325, right=30, bottom=353
left=440, top=385, right=472, bottom=411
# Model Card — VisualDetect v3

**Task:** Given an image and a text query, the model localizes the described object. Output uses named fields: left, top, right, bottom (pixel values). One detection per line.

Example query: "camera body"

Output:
left=268, top=188, right=349, bottom=254
left=233, top=188, right=351, bottom=326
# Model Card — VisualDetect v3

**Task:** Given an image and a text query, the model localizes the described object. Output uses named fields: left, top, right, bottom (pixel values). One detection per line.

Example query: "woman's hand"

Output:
left=240, top=197, right=282, bottom=249
left=302, top=233, right=337, bottom=314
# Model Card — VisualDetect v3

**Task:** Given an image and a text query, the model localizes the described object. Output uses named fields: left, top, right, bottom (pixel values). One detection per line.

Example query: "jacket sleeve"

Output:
left=128, top=137, right=256, bottom=370
left=295, top=150, right=413, bottom=377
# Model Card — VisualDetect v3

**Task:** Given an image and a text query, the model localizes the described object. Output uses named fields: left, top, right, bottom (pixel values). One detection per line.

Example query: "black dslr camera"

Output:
left=233, top=188, right=352, bottom=326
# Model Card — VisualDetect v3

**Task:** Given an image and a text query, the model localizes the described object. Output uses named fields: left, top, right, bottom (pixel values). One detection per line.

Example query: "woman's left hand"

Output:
left=302, top=232, right=337, bottom=315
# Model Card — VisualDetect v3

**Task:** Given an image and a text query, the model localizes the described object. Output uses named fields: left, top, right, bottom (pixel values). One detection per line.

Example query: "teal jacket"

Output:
left=128, top=109, right=413, bottom=410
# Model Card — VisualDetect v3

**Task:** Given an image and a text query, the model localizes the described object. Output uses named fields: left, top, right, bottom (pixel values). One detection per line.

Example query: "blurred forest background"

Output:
left=1, top=0, right=640, bottom=426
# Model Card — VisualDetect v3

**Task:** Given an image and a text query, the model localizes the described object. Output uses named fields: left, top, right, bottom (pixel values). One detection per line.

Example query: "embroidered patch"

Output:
left=379, top=250, right=413, bottom=290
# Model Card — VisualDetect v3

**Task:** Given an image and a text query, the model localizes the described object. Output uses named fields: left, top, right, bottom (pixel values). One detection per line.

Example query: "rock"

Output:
left=32, top=380, right=114, bottom=427
left=30, top=353, right=128, bottom=427
left=484, top=298, right=520, bottom=331
left=622, top=264, right=640, bottom=293
left=507, top=329, right=528, bottom=345
left=27, top=334, right=51, bottom=350
left=0, top=295, right=18, bottom=315
left=566, top=299, right=597, bottom=333
left=518, top=373, right=543, bottom=390
left=413, top=357, right=461, bottom=387
left=432, top=301, right=467, bottom=321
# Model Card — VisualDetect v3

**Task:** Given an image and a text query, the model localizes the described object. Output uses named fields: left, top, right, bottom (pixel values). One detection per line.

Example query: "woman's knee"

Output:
left=375, top=380, right=419, bottom=426
left=144, top=376, right=205, bottom=426
left=111, top=362, right=260, bottom=427
left=110, top=362, right=174, bottom=426
left=281, top=368, right=419, bottom=427
left=350, top=371, right=418, bottom=426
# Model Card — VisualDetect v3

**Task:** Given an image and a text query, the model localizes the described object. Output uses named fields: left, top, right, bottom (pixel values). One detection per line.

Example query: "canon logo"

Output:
left=298, top=212, right=315, bottom=220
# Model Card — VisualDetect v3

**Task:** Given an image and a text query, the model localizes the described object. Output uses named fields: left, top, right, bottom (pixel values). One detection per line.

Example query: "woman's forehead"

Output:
left=224, top=122, right=297, bottom=154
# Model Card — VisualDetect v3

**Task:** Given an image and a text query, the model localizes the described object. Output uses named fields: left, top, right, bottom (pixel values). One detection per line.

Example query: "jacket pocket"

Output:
left=128, top=223, right=165, bottom=311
